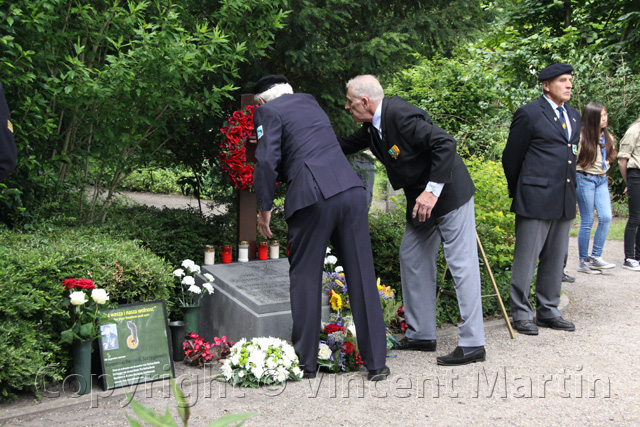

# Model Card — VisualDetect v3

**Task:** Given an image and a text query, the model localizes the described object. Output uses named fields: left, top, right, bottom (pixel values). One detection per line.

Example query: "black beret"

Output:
left=252, top=74, right=289, bottom=94
left=538, top=63, right=573, bottom=81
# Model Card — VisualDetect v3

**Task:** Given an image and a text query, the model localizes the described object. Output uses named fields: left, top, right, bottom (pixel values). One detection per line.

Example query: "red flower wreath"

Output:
left=219, top=104, right=257, bottom=191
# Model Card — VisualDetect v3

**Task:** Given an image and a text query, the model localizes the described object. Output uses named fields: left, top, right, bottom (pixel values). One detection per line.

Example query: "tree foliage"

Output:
left=475, top=1, right=640, bottom=196
left=241, top=0, right=492, bottom=133
left=508, top=0, right=640, bottom=70
left=387, top=55, right=507, bottom=159
left=0, top=0, right=288, bottom=225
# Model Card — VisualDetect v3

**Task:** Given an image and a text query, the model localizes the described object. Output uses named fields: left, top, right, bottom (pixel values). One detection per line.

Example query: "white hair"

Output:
left=345, top=75, right=384, bottom=103
left=254, top=83, right=294, bottom=103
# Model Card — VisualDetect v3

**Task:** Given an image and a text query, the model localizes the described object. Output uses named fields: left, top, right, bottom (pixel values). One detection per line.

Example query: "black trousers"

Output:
left=624, top=168, right=640, bottom=260
left=286, top=186, right=387, bottom=371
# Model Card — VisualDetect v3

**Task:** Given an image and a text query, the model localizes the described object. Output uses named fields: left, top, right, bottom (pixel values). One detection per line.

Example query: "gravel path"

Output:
left=1, top=235, right=638, bottom=426
left=89, top=188, right=227, bottom=216
left=95, top=188, right=386, bottom=216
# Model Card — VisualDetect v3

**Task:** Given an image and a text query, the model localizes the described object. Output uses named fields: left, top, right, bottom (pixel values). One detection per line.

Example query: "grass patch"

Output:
left=570, top=216, right=626, bottom=241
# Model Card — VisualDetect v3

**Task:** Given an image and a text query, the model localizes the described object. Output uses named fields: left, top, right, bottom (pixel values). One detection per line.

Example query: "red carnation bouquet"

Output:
left=219, top=105, right=257, bottom=191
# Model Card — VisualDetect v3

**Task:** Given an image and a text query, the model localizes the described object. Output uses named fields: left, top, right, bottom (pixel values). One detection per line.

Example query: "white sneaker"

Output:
left=622, top=258, right=640, bottom=272
left=577, top=258, right=600, bottom=274
left=588, top=256, right=615, bottom=270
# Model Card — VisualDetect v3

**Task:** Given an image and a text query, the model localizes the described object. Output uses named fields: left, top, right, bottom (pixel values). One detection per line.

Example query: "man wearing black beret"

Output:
left=251, top=74, right=389, bottom=380
left=502, top=63, right=580, bottom=335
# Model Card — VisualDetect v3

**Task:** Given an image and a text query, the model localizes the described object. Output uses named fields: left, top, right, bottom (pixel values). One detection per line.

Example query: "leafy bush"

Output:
left=119, top=167, right=191, bottom=194
left=99, top=205, right=236, bottom=267
left=387, top=55, right=507, bottom=159
left=463, top=156, right=515, bottom=318
left=368, top=208, right=405, bottom=301
left=611, top=199, right=629, bottom=218
left=0, top=226, right=174, bottom=401
left=0, top=307, right=67, bottom=403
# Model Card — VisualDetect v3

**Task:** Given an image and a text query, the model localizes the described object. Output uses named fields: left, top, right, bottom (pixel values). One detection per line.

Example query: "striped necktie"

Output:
left=557, top=106, right=569, bottom=140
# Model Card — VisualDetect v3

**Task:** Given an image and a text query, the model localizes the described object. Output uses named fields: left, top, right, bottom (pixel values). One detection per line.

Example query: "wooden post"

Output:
left=237, top=94, right=257, bottom=259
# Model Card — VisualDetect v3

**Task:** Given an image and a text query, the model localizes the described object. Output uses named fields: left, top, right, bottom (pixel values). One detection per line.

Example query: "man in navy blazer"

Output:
left=502, top=63, right=580, bottom=335
left=0, top=83, right=17, bottom=182
left=340, top=74, right=486, bottom=366
left=252, top=75, right=389, bottom=381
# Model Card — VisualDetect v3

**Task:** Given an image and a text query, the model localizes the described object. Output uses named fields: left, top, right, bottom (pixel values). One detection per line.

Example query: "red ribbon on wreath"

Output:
left=219, top=104, right=257, bottom=191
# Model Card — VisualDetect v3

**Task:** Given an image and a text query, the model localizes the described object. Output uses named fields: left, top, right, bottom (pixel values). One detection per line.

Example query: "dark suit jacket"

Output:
left=502, top=96, right=581, bottom=220
left=340, top=96, right=475, bottom=225
left=253, top=93, right=363, bottom=219
left=0, top=83, right=17, bottom=181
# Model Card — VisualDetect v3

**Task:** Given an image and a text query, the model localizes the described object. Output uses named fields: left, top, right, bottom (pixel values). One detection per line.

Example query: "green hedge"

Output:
left=0, top=157, right=518, bottom=401
left=0, top=227, right=174, bottom=401
left=100, top=205, right=236, bottom=266
left=119, top=167, right=189, bottom=194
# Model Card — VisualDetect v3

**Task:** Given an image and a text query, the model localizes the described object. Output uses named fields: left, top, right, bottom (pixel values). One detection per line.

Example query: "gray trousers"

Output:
left=400, top=197, right=486, bottom=347
left=510, top=215, right=572, bottom=321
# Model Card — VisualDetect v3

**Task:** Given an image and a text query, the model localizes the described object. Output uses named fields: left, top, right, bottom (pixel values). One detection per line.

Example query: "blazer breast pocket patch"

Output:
left=521, top=175, right=549, bottom=188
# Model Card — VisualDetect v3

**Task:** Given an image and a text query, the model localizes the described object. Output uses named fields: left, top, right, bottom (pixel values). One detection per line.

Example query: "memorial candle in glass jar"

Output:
left=204, top=245, right=215, bottom=265
left=238, top=241, right=249, bottom=262
left=269, top=240, right=280, bottom=259
left=258, top=241, right=268, bottom=260
left=222, top=245, right=232, bottom=264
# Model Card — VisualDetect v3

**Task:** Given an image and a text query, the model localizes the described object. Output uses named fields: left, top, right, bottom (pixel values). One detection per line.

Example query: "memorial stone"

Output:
left=197, top=259, right=330, bottom=343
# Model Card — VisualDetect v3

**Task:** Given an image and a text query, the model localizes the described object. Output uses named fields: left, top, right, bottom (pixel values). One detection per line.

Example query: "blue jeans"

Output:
left=576, top=172, right=612, bottom=259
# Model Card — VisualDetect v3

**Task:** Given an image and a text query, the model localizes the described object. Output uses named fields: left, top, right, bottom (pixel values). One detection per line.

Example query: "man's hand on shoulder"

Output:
left=412, top=191, right=438, bottom=222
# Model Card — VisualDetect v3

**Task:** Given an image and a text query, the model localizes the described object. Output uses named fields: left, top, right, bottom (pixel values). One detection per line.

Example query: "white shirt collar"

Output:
left=372, top=100, right=383, bottom=134
left=543, top=94, right=563, bottom=111
left=543, top=95, right=572, bottom=136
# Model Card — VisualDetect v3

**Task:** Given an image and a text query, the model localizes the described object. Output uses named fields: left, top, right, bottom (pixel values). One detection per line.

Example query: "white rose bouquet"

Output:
left=173, top=259, right=215, bottom=307
left=60, top=278, right=110, bottom=344
left=220, top=337, right=302, bottom=387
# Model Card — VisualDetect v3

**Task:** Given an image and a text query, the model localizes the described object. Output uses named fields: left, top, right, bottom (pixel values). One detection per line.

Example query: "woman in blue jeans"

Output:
left=576, top=103, right=617, bottom=273
left=618, top=115, right=640, bottom=271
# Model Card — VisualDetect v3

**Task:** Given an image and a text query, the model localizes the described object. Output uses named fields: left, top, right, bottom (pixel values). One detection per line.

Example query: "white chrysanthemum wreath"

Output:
left=220, top=337, right=302, bottom=387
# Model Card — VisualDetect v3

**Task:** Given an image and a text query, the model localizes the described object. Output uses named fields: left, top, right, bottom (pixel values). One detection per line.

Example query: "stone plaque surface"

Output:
left=196, top=259, right=329, bottom=343
left=203, top=259, right=291, bottom=314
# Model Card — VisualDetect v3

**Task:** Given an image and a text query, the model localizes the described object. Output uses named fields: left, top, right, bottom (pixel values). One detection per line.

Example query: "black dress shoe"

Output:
left=562, top=273, right=575, bottom=283
left=367, top=365, right=390, bottom=381
left=392, top=337, right=436, bottom=352
left=437, top=347, right=486, bottom=366
left=513, top=320, right=539, bottom=335
left=302, top=370, right=317, bottom=379
left=536, top=316, right=575, bottom=331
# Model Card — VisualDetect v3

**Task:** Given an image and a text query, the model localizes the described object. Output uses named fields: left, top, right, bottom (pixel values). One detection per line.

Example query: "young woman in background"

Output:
left=576, top=103, right=617, bottom=273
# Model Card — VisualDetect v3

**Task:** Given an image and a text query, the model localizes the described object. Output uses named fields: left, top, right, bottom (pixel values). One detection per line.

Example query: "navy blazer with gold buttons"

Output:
left=502, top=96, right=581, bottom=220
left=0, top=83, right=17, bottom=182
left=253, top=93, right=364, bottom=220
